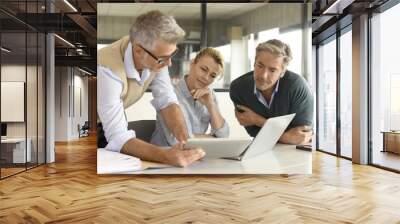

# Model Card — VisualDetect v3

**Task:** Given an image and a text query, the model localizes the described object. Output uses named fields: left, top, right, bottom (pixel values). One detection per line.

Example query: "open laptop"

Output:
left=185, top=113, right=295, bottom=161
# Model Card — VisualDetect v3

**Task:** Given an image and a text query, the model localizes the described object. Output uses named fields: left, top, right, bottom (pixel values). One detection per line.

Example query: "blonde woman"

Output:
left=151, top=47, right=229, bottom=146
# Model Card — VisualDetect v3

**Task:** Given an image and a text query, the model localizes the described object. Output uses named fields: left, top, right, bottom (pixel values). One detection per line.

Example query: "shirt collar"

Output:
left=253, top=78, right=280, bottom=95
left=254, top=78, right=280, bottom=108
left=124, top=42, right=153, bottom=85
left=124, top=42, right=141, bottom=81
left=178, top=76, right=193, bottom=99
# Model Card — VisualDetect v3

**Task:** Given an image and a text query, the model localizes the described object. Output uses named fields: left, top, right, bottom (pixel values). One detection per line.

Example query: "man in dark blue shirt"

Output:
left=230, top=39, right=313, bottom=145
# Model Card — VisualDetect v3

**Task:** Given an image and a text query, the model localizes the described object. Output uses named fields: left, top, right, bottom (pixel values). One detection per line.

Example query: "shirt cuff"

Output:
left=105, top=129, right=136, bottom=152
left=151, top=96, right=179, bottom=111
left=210, top=120, right=229, bottom=138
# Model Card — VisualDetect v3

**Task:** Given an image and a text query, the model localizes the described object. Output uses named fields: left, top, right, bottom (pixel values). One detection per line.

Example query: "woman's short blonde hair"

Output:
left=193, top=47, right=224, bottom=76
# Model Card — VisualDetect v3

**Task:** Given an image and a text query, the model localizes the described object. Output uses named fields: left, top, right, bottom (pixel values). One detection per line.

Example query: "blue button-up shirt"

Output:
left=151, top=77, right=229, bottom=146
left=254, top=79, right=280, bottom=109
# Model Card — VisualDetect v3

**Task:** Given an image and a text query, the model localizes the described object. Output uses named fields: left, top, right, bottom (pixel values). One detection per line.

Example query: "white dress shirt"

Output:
left=97, top=42, right=178, bottom=152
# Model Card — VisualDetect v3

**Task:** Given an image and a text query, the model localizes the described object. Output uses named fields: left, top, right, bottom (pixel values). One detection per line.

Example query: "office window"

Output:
left=340, top=28, right=352, bottom=158
left=207, top=26, right=305, bottom=89
left=317, top=37, right=337, bottom=154
left=371, top=3, right=400, bottom=171
left=312, top=45, right=317, bottom=149
left=210, top=44, right=231, bottom=89
left=252, top=27, right=303, bottom=76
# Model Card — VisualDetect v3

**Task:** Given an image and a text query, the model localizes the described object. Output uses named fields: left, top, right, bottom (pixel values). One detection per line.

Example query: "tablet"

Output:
left=185, top=137, right=252, bottom=159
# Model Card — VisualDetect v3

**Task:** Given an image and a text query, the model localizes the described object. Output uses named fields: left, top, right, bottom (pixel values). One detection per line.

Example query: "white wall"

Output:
left=1, top=64, right=46, bottom=163
left=125, top=92, right=248, bottom=138
left=1, top=82, right=25, bottom=122
left=72, top=73, right=89, bottom=138
left=54, top=67, right=89, bottom=141
left=75, top=74, right=89, bottom=124
left=1, top=66, right=25, bottom=128
left=55, top=67, right=69, bottom=141
left=1, top=65, right=35, bottom=138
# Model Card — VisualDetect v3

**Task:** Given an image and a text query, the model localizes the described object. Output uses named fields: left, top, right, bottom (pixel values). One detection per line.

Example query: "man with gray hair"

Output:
left=98, top=10, right=205, bottom=167
left=230, top=39, right=313, bottom=145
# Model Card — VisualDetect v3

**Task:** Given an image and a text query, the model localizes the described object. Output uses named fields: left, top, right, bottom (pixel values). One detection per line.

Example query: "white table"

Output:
left=1, top=138, right=31, bottom=163
left=98, top=144, right=312, bottom=175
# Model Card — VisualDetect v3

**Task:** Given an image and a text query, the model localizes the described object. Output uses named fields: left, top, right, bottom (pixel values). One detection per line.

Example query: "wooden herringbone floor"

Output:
left=1, top=135, right=400, bottom=224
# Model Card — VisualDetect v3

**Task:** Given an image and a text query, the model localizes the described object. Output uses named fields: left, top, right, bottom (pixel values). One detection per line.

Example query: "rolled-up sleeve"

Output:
left=97, top=66, right=136, bottom=152
left=150, top=67, right=179, bottom=111
left=209, top=91, right=229, bottom=138
left=211, top=120, right=229, bottom=138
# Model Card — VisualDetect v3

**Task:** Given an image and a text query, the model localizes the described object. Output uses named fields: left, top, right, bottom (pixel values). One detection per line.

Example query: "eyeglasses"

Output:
left=138, top=44, right=178, bottom=65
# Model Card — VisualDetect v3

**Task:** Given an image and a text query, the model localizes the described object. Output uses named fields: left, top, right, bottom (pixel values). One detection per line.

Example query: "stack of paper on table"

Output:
left=97, top=148, right=171, bottom=174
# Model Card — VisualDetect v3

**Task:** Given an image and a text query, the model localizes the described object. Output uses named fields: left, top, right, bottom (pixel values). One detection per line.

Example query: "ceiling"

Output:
left=0, top=0, right=97, bottom=74
left=312, top=0, right=390, bottom=44
left=97, top=3, right=268, bottom=20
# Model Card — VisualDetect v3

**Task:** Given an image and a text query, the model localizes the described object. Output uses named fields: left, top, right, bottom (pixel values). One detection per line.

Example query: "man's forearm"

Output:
left=160, top=103, right=188, bottom=142
left=279, top=130, right=312, bottom=145
left=121, top=138, right=167, bottom=163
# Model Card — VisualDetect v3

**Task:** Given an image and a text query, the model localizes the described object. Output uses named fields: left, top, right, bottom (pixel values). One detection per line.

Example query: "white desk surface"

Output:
left=1, top=138, right=27, bottom=143
left=98, top=144, right=312, bottom=175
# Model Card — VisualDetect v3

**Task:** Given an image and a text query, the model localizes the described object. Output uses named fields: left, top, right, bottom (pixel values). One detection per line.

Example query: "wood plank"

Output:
left=0, top=135, right=399, bottom=223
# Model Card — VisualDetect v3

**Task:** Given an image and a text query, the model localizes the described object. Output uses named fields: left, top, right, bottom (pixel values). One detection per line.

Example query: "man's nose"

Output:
left=259, top=69, right=269, bottom=79
left=166, top=58, right=172, bottom=67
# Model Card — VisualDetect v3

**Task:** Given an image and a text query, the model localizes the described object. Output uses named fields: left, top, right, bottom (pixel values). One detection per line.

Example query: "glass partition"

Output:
left=0, top=0, right=46, bottom=179
left=1, top=31, right=28, bottom=178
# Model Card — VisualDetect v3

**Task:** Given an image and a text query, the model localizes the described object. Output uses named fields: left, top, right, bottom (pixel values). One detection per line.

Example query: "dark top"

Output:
left=229, top=70, right=314, bottom=137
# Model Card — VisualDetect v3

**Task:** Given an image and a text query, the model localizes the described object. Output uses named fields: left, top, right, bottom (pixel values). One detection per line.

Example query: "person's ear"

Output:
left=217, top=69, right=224, bottom=81
left=280, top=68, right=286, bottom=78
left=133, top=43, right=143, bottom=56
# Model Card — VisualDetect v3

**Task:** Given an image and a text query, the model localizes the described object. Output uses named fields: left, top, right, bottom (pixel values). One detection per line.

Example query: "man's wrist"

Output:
left=174, top=128, right=188, bottom=142
left=158, top=147, right=169, bottom=164
left=279, top=131, right=291, bottom=144
left=255, top=116, right=266, bottom=127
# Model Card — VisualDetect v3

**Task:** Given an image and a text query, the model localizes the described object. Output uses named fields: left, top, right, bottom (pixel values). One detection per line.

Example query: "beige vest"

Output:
left=97, top=36, right=157, bottom=109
